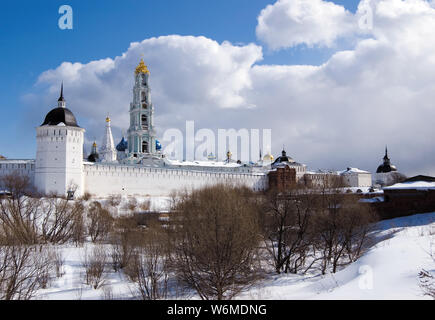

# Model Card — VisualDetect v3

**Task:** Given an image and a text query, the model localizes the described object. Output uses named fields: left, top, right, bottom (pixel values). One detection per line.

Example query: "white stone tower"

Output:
left=100, top=116, right=117, bottom=162
left=35, top=84, right=85, bottom=197
left=127, top=59, right=157, bottom=158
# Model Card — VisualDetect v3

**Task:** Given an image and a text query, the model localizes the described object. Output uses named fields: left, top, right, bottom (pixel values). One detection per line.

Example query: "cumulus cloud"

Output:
left=256, top=0, right=357, bottom=49
left=23, top=0, right=435, bottom=176
left=26, top=35, right=262, bottom=155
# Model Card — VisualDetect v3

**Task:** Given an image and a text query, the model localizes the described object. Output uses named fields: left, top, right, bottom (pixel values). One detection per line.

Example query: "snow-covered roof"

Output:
left=0, top=159, right=34, bottom=164
left=165, top=159, right=242, bottom=168
left=384, top=181, right=435, bottom=191
left=340, top=167, right=371, bottom=175
left=305, top=169, right=337, bottom=175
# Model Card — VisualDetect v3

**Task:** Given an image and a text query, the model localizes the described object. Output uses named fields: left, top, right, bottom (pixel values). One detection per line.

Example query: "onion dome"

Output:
left=272, top=149, right=294, bottom=165
left=87, top=141, right=99, bottom=162
left=135, top=59, right=150, bottom=75
left=263, top=153, right=274, bottom=162
left=376, top=146, right=397, bottom=173
left=156, top=140, right=162, bottom=151
left=207, top=152, right=216, bottom=161
left=116, top=136, right=128, bottom=152
left=42, top=108, right=79, bottom=127
left=41, top=84, right=79, bottom=127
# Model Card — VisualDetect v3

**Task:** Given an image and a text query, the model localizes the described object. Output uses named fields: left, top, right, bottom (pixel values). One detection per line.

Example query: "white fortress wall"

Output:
left=0, top=160, right=35, bottom=182
left=84, top=163, right=268, bottom=197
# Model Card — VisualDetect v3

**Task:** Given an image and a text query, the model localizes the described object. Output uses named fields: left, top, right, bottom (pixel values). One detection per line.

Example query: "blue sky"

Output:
left=0, top=0, right=361, bottom=158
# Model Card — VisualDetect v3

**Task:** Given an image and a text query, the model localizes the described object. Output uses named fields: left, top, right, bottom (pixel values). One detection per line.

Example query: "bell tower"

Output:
left=127, top=59, right=157, bottom=158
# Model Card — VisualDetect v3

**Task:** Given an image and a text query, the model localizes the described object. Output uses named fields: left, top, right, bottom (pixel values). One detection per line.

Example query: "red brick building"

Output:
left=268, top=166, right=296, bottom=191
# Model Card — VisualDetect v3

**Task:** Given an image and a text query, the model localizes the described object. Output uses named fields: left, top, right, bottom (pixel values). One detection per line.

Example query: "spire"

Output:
left=383, top=145, right=391, bottom=165
left=58, top=82, right=64, bottom=101
left=100, top=116, right=117, bottom=162
left=58, top=82, right=66, bottom=108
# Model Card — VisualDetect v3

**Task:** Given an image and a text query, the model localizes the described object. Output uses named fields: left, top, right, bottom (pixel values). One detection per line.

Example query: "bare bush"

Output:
left=139, top=199, right=151, bottom=212
left=261, top=187, right=316, bottom=274
left=126, top=222, right=169, bottom=300
left=80, top=192, right=92, bottom=201
left=419, top=269, right=435, bottom=299
left=0, top=241, right=54, bottom=299
left=87, top=202, right=114, bottom=243
left=107, top=194, right=122, bottom=208
left=40, top=198, right=85, bottom=244
left=53, top=248, right=65, bottom=278
left=83, top=245, right=107, bottom=289
left=71, top=204, right=86, bottom=246
left=123, top=197, right=138, bottom=213
left=110, top=215, right=142, bottom=272
left=311, top=193, right=378, bottom=274
left=0, top=174, right=41, bottom=244
left=169, top=185, right=263, bottom=300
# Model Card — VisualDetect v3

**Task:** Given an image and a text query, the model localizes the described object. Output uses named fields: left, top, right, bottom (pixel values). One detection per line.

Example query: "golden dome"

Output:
left=92, top=141, right=97, bottom=147
left=263, top=153, right=274, bottom=162
left=135, top=59, right=150, bottom=75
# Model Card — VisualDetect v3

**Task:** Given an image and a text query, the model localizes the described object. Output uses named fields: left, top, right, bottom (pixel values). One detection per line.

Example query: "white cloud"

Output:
left=23, top=0, right=435, bottom=176
left=256, top=0, right=356, bottom=49
left=27, top=35, right=262, bottom=153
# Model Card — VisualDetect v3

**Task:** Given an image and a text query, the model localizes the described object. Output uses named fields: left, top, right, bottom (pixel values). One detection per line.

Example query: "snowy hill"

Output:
left=239, top=212, right=435, bottom=300
left=35, top=212, right=434, bottom=300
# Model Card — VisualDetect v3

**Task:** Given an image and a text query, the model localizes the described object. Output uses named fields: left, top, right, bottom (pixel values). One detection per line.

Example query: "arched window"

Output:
left=141, top=114, right=148, bottom=128
left=142, top=141, right=148, bottom=153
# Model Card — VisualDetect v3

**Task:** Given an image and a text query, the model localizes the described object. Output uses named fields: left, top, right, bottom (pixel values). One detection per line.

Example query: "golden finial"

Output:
left=92, top=141, right=97, bottom=147
left=135, top=58, right=150, bottom=75
left=106, top=116, right=111, bottom=123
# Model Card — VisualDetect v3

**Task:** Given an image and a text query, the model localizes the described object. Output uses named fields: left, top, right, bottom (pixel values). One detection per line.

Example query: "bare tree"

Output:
left=40, top=198, right=85, bottom=244
left=87, top=202, right=114, bottom=243
left=312, top=193, right=378, bottom=274
left=261, top=187, right=316, bottom=274
left=110, top=215, right=142, bottom=272
left=126, top=222, right=170, bottom=300
left=0, top=174, right=40, bottom=244
left=169, top=185, right=263, bottom=300
left=0, top=241, right=54, bottom=300
left=71, top=203, right=86, bottom=246
left=82, top=245, right=107, bottom=289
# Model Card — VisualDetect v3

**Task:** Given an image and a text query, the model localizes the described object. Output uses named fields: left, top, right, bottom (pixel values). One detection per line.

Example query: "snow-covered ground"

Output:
left=35, top=212, right=435, bottom=300
left=239, top=212, right=435, bottom=300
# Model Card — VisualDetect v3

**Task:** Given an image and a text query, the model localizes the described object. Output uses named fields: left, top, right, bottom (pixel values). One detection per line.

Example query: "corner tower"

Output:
left=127, top=59, right=157, bottom=157
left=35, top=84, right=85, bottom=197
